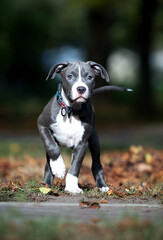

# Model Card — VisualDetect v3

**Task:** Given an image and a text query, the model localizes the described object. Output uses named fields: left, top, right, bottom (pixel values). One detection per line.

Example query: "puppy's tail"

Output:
left=92, top=86, right=133, bottom=96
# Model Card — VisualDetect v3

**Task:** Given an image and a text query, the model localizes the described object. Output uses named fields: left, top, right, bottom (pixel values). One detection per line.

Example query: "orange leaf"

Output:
left=79, top=201, right=100, bottom=209
left=50, top=189, right=59, bottom=196
left=113, top=190, right=123, bottom=198
left=89, top=202, right=100, bottom=209
left=107, top=189, right=113, bottom=196
left=100, top=199, right=108, bottom=204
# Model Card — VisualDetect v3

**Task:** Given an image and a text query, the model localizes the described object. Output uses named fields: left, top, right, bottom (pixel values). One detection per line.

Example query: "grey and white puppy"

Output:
left=37, top=61, right=131, bottom=194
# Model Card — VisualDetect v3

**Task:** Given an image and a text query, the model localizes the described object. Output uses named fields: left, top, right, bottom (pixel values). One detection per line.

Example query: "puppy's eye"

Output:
left=87, top=75, right=93, bottom=81
left=67, top=74, right=74, bottom=80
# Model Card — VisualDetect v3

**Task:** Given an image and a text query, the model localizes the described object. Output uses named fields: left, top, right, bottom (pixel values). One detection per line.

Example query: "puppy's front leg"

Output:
left=38, top=124, right=66, bottom=182
left=65, top=142, right=88, bottom=194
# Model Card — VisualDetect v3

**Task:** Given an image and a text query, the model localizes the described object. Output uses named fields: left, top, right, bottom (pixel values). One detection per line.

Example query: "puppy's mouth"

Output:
left=74, top=96, right=87, bottom=103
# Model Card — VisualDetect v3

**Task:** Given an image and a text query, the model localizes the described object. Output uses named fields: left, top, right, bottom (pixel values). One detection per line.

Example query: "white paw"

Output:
left=65, top=173, right=83, bottom=194
left=50, top=155, right=66, bottom=179
left=99, top=186, right=110, bottom=192
left=65, top=186, right=83, bottom=194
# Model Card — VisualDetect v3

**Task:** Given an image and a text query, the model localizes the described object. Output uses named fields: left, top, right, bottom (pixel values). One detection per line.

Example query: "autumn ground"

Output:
left=0, top=142, right=163, bottom=202
left=0, top=134, right=163, bottom=239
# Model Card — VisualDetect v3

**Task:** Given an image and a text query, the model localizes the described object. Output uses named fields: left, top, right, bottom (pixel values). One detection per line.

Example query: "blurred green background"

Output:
left=0, top=0, right=163, bottom=147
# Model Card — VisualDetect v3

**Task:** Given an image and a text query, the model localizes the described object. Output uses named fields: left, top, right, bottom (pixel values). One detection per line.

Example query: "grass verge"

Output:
left=0, top=178, right=163, bottom=203
left=0, top=209, right=163, bottom=240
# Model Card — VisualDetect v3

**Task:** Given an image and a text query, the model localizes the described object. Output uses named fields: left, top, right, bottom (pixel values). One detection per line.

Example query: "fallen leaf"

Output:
left=113, top=190, right=123, bottom=198
left=79, top=201, right=100, bottom=209
left=11, top=182, right=21, bottom=190
left=89, top=202, right=100, bottom=209
left=145, top=153, right=153, bottom=165
left=50, top=189, right=59, bottom=196
left=130, top=145, right=144, bottom=155
left=39, top=187, right=51, bottom=194
left=79, top=201, right=90, bottom=207
left=99, top=199, right=108, bottom=204
left=136, top=163, right=152, bottom=172
left=106, top=189, right=113, bottom=196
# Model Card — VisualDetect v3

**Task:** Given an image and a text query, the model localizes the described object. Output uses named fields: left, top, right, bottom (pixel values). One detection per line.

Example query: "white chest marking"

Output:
left=51, top=113, right=85, bottom=148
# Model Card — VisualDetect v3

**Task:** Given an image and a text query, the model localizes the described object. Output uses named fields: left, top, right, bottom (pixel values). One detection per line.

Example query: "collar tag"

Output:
left=61, top=107, right=66, bottom=117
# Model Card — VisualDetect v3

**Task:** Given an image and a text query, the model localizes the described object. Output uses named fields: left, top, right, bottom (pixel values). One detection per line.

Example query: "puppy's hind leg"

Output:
left=89, top=128, right=110, bottom=192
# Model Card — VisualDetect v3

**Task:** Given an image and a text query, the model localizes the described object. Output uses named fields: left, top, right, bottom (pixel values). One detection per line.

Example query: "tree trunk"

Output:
left=137, top=0, right=158, bottom=117
left=86, top=5, right=113, bottom=88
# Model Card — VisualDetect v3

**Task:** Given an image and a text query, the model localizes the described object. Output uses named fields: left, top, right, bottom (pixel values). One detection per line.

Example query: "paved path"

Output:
left=0, top=202, right=162, bottom=223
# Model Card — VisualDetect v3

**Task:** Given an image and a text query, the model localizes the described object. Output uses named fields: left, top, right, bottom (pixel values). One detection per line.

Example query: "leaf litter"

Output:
left=0, top=145, right=163, bottom=202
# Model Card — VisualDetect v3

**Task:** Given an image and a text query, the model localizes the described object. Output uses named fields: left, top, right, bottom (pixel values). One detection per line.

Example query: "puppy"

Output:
left=38, top=61, right=131, bottom=194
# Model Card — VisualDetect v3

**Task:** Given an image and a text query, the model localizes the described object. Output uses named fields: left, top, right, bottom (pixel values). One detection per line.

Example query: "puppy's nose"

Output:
left=77, top=86, right=86, bottom=94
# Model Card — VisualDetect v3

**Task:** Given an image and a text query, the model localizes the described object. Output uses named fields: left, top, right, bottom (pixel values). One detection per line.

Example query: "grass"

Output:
left=1, top=177, right=162, bottom=202
left=0, top=179, right=41, bottom=202
left=0, top=209, right=162, bottom=240
left=0, top=137, right=163, bottom=202
left=0, top=138, right=44, bottom=158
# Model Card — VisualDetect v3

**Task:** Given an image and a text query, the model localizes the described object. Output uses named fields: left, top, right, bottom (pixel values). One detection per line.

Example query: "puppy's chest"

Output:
left=50, top=113, right=85, bottom=148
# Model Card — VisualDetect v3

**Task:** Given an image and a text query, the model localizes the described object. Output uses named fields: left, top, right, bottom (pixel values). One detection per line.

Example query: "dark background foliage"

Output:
left=0, top=0, right=163, bottom=131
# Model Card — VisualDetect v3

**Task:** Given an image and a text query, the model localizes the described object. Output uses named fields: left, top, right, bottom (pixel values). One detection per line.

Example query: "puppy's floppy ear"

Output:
left=87, top=61, right=109, bottom=82
left=46, top=61, right=69, bottom=80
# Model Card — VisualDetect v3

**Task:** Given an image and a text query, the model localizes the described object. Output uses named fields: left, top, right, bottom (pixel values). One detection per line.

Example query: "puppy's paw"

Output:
left=99, top=186, right=110, bottom=192
left=65, top=173, right=83, bottom=194
left=65, top=186, right=83, bottom=194
left=50, top=155, right=66, bottom=179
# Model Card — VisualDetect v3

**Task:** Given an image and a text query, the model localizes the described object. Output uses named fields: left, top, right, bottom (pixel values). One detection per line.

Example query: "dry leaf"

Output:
left=1, top=146, right=163, bottom=201
left=89, top=202, right=100, bottom=209
left=39, top=187, right=51, bottom=194
left=99, top=199, right=108, bottom=204
left=145, top=153, right=153, bottom=165
left=130, top=145, right=144, bottom=154
left=79, top=201, right=100, bottom=209
left=50, top=189, right=59, bottom=196
left=136, top=163, right=152, bottom=172
left=107, top=189, right=113, bottom=196
left=113, top=190, right=123, bottom=198
left=79, top=201, right=90, bottom=207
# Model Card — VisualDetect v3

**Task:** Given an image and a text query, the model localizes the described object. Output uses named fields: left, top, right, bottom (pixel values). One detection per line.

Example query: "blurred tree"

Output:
left=86, top=3, right=112, bottom=66
left=84, top=0, right=161, bottom=118
left=0, top=0, right=86, bottom=96
left=0, top=0, right=162, bottom=123
left=83, top=0, right=137, bottom=90
left=0, top=0, right=61, bottom=95
left=137, top=0, right=158, bottom=117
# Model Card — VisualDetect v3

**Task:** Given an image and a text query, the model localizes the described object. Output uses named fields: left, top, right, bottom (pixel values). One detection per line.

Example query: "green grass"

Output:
left=0, top=138, right=75, bottom=158
left=0, top=179, right=41, bottom=202
left=1, top=178, right=163, bottom=202
left=0, top=209, right=162, bottom=240
left=0, top=138, right=44, bottom=158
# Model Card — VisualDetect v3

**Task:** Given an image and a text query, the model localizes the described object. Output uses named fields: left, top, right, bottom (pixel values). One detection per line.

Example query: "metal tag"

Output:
left=61, top=107, right=66, bottom=116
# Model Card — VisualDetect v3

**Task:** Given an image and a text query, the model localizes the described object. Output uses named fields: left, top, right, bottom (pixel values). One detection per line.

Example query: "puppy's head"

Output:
left=46, top=61, right=109, bottom=104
